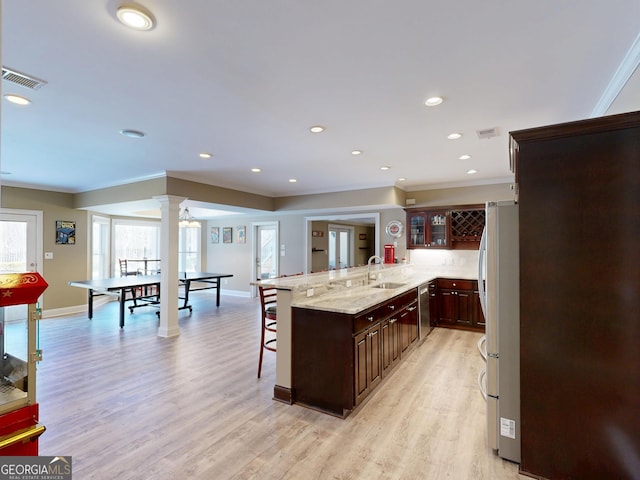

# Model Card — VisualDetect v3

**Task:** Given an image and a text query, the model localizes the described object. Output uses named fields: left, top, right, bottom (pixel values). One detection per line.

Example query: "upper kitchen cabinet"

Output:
left=406, top=209, right=448, bottom=249
left=406, top=205, right=484, bottom=250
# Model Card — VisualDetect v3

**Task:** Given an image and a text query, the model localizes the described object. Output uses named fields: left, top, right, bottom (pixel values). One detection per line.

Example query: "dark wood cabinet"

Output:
left=513, top=111, right=640, bottom=480
left=406, top=210, right=449, bottom=248
left=292, top=288, right=419, bottom=417
left=433, top=278, right=484, bottom=332
left=399, top=301, right=419, bottom=352
left=354, top=322, right=382, bottom=406
left=381, top=316, right=400, bottom=376
left=406, top=205, right=484, bottom=250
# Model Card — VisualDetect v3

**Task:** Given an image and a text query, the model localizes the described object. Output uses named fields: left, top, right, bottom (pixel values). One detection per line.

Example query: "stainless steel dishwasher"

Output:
left=418, top=282, right=435, bottom=338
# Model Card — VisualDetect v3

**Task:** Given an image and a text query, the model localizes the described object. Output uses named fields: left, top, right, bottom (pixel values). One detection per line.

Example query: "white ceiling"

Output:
left=1, top=1, right=639, bottom=205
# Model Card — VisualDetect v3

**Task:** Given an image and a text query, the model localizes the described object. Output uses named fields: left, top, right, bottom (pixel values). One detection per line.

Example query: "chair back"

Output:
left=258, top=284, right=277, bottom=320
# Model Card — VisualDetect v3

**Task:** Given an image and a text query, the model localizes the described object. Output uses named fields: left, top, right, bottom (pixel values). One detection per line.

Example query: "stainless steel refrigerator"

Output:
left=478, top=200, right=520, bottom=464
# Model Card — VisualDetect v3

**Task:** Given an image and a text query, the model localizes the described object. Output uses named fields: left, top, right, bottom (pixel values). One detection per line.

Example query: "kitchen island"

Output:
left=257, top=263, right=476, bottom=416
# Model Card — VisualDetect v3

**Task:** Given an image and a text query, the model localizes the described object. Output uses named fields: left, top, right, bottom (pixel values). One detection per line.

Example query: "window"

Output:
left=92, top=215, right=110, bottom=279
left=112, top=219, right=160, bottom=275
left=178, top=224, right=201, bottom=273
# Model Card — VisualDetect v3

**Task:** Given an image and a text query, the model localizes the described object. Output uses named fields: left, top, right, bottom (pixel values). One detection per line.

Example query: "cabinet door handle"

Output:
left=366, top=316, right=375, bottom=322
left=408, top=306, right=417, bottom=312
left=389, top=318, right=397, bottom=324
left=389, top=305, right=395, bottom=310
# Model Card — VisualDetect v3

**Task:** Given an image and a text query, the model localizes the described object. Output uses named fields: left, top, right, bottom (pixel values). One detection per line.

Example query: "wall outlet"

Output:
left=44, top=252, right=53, bottom=260
left=306, top=288, right=314, bottom=297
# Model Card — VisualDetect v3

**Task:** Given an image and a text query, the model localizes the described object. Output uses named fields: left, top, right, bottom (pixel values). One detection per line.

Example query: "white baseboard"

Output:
left=42, top=296, right=115, bottom=319
left=41, top=290, right=250, bottom=318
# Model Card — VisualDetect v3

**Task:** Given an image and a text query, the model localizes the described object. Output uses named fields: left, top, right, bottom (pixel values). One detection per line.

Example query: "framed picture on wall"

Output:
left=55, top=220, right=76, bottom=245
left=223, top=227, right=232, bottom=243
left=237, top=225, right=246, bottom=244
left=210, top=227, right=219, bottom=244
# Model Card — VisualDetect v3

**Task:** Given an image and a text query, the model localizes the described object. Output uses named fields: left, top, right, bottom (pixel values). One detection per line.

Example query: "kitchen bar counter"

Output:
left=254, top=264, right=478, bottom=405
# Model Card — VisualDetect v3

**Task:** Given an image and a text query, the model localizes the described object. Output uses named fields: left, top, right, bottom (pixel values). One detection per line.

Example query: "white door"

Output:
left=254, top=223, right=278, bottom=281
left=0, top=210, right=42, bottom=321
left=328, top=226, right=351, bottom=269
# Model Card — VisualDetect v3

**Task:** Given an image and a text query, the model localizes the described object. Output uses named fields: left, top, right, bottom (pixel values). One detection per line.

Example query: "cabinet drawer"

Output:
left=437, top=278, right=475, bottom=290
left=354, top=310, right=382, bottom=333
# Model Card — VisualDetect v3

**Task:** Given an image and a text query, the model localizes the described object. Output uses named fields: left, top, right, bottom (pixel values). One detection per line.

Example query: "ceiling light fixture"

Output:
left=397, top=177, right=407, bottom=182
left=459, top=154, right=471, bottom=160
left=351, top=150, right=363, bottom=155
left=289, top=178, right=297, bottom=183
left=199, top=153, right=212, bottom=159
left=119, top=129, right=145, bottom=138
left=466, top=169, right=478, bottom=175
left=3, top=94, right=31, bottom=105
left=309, top=126, right=325, bottom=133
left=116, top=4, right=155, bottom=31
left=179, top=207, right=201, bottom=228
left=380, top=166, right=391, bottom=171
left=424, top=96, right=444, bottom=107
left=447, top=132, right=462, bottom=140
left=251, top=168, right=261, bottom=173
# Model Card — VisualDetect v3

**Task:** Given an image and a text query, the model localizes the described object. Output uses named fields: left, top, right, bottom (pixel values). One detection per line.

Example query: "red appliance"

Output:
left=383, top=244, right=395, bottom=264
left=0, top=272, right=48, bottom=455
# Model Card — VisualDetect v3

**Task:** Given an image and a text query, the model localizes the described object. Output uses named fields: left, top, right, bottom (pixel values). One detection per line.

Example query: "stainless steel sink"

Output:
left=371, top=282, right=406, bottom=289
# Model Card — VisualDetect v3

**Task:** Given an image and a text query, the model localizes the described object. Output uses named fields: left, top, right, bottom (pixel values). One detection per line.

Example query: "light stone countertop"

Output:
left=255, top=264, right=479, bottom=315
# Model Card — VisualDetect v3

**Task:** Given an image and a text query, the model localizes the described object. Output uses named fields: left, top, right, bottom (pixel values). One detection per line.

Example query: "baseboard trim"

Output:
left=42, top=296, right=114, bottom=319
left=273, top=385, right=294, bottom=405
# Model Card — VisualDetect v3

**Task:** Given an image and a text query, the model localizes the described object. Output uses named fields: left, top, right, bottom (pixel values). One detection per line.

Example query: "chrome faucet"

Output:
left=367, top=255, right=383, bottom=284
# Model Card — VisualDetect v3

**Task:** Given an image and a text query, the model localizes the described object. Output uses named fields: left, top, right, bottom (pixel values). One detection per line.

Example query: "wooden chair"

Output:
left=119, top=259, right=138, bottom=277
left=257, top=283, right=277, bottom=378
left=119, top=259, right=142, bottom=302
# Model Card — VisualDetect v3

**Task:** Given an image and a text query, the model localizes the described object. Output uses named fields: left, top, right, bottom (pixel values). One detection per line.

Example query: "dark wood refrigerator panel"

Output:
left=513, top=111, right=640, bottom=480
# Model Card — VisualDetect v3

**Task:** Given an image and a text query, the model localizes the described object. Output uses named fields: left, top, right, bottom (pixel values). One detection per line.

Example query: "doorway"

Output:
left=253, top=222, right=279, bottom=289
left=0, top=209, right=43, bottom=321
left=328, top=225, right=353, bottom=270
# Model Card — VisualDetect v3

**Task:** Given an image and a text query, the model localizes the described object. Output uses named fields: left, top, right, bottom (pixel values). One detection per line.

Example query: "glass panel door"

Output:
left=329, top=226, right=351, bottom=269
left=256, top=223, right=278, bottom=279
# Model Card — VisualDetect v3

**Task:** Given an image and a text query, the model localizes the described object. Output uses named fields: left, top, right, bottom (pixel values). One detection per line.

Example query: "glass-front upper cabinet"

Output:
left=427, top=211, right=449, bottom=248
left=408, top=212, right=427, bottom=247
left=406, top=209, right=450, bottom=249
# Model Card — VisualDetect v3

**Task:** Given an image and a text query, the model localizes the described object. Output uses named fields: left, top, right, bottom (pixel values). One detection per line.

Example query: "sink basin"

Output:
left=371, top=282, right=406, bottom=289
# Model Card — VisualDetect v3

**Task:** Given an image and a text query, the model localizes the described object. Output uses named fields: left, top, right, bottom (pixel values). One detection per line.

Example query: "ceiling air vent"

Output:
left=2, top=67, right=47, bottom=90
left=476, top=127, right=500, bottom=139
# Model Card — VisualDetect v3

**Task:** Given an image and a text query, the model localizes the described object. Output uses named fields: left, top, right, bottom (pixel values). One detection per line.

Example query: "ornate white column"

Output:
left=153, top=195, right=185, bottom=337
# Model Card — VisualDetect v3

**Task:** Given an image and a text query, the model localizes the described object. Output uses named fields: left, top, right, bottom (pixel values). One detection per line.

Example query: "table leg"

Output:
left=119, top=288, right=126, bottom=328
left=215, top=279, right=221, bottom=307
left=182, top=280, right=191, bottom=309
left=88, top=289, right=94, bottom=319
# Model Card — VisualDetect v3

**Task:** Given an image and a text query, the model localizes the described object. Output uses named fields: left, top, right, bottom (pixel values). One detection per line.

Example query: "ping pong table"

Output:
left=69, top=272, right=234, bottom=328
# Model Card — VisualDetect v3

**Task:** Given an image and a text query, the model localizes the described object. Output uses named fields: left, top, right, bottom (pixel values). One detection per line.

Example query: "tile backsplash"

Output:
left=408, top=249, right=479, bottom=277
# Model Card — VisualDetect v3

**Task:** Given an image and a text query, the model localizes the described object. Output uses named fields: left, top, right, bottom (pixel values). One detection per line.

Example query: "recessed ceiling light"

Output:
left=424, top=96, right=443, bottom=107
left=380, top=166, right=391, bottom=171
left=448, top=132, right=462, bottom=140
left=289, top=178, right=297, bottom=183
left=466, top=169, right=478, bottom=175
left=119, top=129, right=145, bottom=138
left=199, top=153, right=212, bottom=159
left=459, top=154, right=471, bottom=160
left=251, top=168, right=261, bottom=173
left=309, top=125, right=325, bottom=133
left=3, top=94, right=31, bottom=106
left=116, top=5, right=155, bottom=30
left=351, top=150, right=363, bottom=155
left=397, top=177, right=407, bottom=182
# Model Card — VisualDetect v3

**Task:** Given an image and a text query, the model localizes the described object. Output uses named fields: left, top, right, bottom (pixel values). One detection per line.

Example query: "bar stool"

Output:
left=257, top=283, right=277, bottom=378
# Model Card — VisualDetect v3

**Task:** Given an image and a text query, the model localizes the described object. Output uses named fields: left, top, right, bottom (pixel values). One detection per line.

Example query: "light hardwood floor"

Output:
left=36, top=292, right=527, bottom=479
